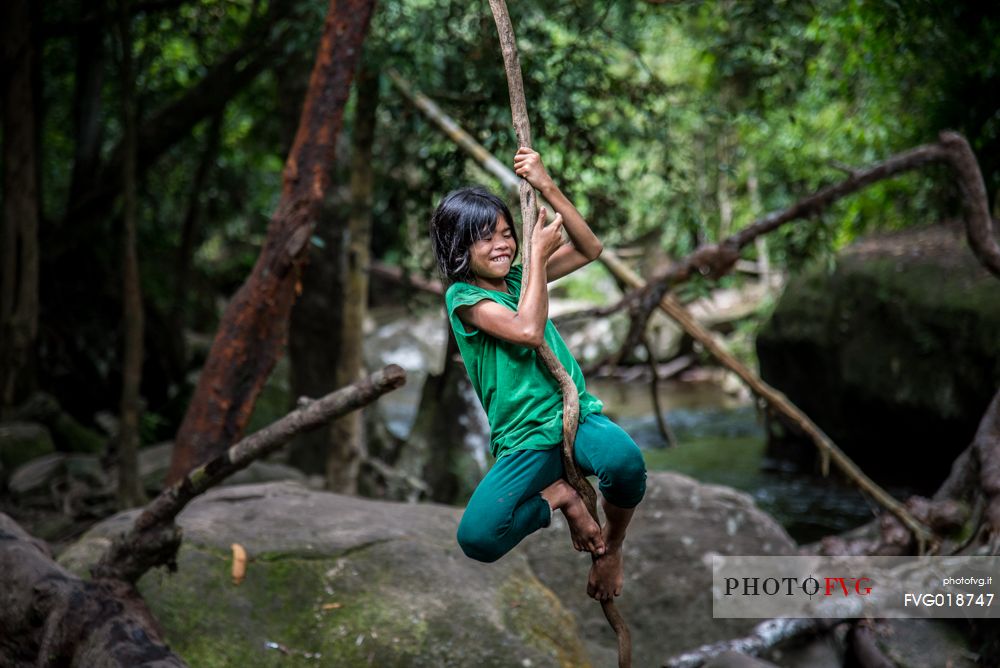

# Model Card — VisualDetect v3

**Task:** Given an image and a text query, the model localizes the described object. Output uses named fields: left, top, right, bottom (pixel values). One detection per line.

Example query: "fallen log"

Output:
left=662, top=617, right=844, bottom=668
left=0, top=513, right=186, bottom=667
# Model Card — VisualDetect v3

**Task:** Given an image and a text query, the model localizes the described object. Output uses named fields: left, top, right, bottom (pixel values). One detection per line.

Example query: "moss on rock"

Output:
left=59, top=482, right=591, bottom=667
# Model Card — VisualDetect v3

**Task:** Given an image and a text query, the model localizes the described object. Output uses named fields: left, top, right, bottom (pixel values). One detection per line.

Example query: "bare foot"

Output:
left=588, top=543, right=624, bottom=601
left=541, top=480, right=605, bottom=556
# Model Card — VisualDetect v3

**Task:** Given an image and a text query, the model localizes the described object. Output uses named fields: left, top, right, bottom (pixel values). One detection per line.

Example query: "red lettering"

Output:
left=824, top=577, right=849, bottom=596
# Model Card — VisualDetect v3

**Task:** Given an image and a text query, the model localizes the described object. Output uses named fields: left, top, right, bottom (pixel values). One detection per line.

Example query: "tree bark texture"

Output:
left=1, top=0, right=41, bottom=412
left=0, top=514, right=185, bottom=667
left=166, top=0, right=376, bottom=485
left=487, top=1, right=631, bottom=665
left=117, top=0, right=148, bottom=509
left=99, top=365, right=404, bottom=583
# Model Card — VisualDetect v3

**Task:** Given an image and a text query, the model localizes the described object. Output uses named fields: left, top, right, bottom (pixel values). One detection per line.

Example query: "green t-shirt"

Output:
left=444, top=264, right=603, bottom=460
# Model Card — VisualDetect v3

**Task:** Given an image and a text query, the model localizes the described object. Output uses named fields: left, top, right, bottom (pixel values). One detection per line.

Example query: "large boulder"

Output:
left=522, top=471, right=802, bottom=668
left=756, top=223, right=1000, bottom=489
left=59, top=481, right=590, bottom=667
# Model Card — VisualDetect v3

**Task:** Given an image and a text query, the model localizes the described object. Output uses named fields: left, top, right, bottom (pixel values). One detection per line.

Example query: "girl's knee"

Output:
left=456, top=520, right=505, bottom=563
left=601, top=448, right=647, bottom=508
left=606, top=447, right=647, bottom=485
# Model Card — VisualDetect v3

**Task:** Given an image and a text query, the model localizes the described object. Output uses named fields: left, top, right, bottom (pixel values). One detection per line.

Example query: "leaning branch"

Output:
left=92, top=364, right=406, bottom=583
left=601, top=252, right=936, bottom=549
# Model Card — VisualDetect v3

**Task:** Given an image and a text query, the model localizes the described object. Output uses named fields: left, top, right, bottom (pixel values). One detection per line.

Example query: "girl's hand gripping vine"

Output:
left=532, top=207, right=564, bottom=263
left=514, top=147, right=554, bottom=191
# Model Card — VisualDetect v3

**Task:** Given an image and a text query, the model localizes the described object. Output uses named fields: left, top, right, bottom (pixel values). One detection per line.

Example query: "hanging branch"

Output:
left=643, top=335, right=678, bottom=448
left=486, top=1, right=631, bottom=666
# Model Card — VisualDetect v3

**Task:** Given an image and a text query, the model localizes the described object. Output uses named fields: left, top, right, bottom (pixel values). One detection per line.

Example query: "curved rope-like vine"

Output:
left=487, top=2, right=632, bottom=666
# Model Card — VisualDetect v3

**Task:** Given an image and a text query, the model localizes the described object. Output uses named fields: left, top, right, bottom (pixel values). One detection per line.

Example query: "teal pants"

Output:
left=457, top=413, right=646, bottom=563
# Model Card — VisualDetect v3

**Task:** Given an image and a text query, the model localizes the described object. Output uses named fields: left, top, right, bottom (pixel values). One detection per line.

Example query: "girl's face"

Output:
left=469, top=215, right=516, bottom=285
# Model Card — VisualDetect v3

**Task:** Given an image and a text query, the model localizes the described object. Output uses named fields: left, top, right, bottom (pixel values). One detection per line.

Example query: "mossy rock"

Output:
left=756, top=223, right=1000, bottom=488
left=59, top=482, right=590, bottom=667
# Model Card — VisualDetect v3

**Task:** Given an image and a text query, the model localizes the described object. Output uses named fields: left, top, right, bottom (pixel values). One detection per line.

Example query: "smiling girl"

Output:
left=429, top=148, right=646, bottom=601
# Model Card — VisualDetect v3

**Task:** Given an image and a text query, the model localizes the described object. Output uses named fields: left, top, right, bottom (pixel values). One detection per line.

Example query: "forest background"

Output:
left=3, top=0, right=999, bottom=548
left=2, top=0, right=1000, bottom=665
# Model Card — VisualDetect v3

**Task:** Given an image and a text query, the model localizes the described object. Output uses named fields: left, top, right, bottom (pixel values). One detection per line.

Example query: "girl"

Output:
left=430, top=147, right=646, bottom=601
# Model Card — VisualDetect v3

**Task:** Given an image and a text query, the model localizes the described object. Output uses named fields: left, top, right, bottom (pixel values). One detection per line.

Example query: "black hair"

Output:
left=429, top=186, right=518, bottom=284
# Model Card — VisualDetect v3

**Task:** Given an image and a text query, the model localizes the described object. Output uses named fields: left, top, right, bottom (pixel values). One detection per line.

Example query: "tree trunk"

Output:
left=1, top=0, right=41, bottom=413
left=402, top=331, right=488, bottom=503
left=288, top=62, right=376, bottom=492
left=167, top=112, right=223, bottom=374
left=716, top=132, right=733, bottom=240
left=746, top=157, right=771, bottom=285
left=166, top=0, right=376, bottom=485
left=288, top=203, right=347, bottom=476
left=116, top=0, right=147, bottom=508
left=67, top=0, right=107, bottom=210
left=325, top=61, right=378, bottom=492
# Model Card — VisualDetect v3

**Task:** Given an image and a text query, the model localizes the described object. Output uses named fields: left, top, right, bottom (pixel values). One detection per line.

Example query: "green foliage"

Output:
left=29, top=0, right=1000, bottom=432
left=364, top=0, right=999, bottom=276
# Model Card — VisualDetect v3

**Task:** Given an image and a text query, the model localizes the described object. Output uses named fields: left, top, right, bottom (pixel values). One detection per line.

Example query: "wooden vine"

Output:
left=487, top=1, right=632, bottom=666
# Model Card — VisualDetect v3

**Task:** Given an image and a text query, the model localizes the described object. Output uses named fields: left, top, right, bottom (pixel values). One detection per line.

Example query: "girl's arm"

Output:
left=514, top=147, right=603, bottom=282
left=456, top=208, right=564, bottom=347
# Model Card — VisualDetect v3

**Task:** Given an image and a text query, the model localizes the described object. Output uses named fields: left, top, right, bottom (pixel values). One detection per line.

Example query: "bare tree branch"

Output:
left=93, top=364, right=406, bottom=583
